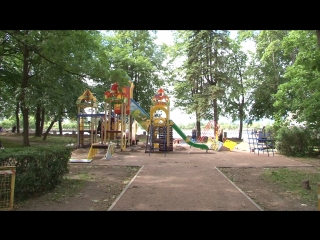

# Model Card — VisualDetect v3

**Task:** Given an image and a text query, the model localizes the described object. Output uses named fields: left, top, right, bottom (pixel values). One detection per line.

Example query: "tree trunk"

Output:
left=239, top=106, right=244, bottom=140
left=196, top=112, right=200, bottom=139
left=15, top=103, right=20, bottom=134
left=213, top=99, right=218, bottom=137
left=59, top=119, right=63, bottom=135
left=43, top=120, right=56, bottom=140
left=302, top=179, right=311, bottom=190
left=316, top=30, right=320, bottom=48
left=21, top=108, right=30, bottom=146
left=35, top=105, right=42, bottom=137
left=21, top=38, right=30, bottom=147
left=239, top=116, right=243, bottom=140
left=40, top=108, right=45, bottom=135
left=238, top=65, right=245, bottom=140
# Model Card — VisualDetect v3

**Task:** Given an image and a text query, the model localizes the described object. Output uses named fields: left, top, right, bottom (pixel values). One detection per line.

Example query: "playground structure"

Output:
left=197, top=120, right=216, bottom=142
left=195, top=120, right=237, bottom=151
left=100, top=81, right=133, bottom=150
left=71, top=82, right=135, bottom=161
left=142, top=88, right=220, bottom=154
left=144, top=88, right=173, bottom=154
left=129, top=87, right=237, bottom=154
left=247, top=127, right=275, bottom=157
left=75, top=89, right=102, bottom=149
left=71, top=84, right=238, bottom=162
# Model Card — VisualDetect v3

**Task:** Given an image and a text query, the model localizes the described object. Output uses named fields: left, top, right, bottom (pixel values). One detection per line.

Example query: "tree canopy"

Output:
left=1, top=30, right=320, bottom=145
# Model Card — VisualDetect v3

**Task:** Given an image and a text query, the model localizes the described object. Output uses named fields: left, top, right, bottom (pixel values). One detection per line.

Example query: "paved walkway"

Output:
left=80, top=142, right=312, bottom=211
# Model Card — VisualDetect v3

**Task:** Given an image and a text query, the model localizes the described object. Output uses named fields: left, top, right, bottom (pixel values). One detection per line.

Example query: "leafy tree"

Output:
left=102, top=30, right=169, bottom=135
left=1, top=30, right=113, bottom=146
left=220, top=40, right=250, bottom=139
left=273, top=30, right=320, bottom=130
left=171, top=30, right=230, bottom=137
left=103, top=30, right=168, bottom=110
left=238, top=30, right=292, bottom=122
left=316, top=30, right=320, bottom=47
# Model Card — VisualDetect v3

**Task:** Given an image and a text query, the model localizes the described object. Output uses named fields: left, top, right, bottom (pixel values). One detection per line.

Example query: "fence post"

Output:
left=0, top=166, right=16, bottom=211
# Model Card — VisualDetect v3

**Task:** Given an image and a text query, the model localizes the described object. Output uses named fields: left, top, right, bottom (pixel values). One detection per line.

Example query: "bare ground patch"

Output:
left=218, top=167, right=318, bottom=211
left=14, top=164, right=140, bottom=211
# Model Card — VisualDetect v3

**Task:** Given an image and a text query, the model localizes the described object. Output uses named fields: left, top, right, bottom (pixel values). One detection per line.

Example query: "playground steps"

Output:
left=145, top=125, right=173, bottom=153
left=159, top=126, right=173, bottom=151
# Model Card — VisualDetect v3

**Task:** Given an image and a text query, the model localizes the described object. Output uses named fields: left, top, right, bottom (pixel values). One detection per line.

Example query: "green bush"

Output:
left=0, top=146, right=72, bottom=201
left=275, top=126, right=320, bottom=157
left=0, top=119, right=15, bottom=129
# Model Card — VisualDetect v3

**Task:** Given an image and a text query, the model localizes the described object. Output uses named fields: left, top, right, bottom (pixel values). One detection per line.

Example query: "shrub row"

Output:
left=0, top=146, right=72, bottom=201
left=275, top=126, right=320, bottom=157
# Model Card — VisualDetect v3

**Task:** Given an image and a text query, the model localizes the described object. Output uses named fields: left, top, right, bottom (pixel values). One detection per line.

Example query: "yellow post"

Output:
left=121, top=103, right=126, bottom=151
left=318, top=183, right=320, bottom=211
left=80, top=118, right=84, bottom=146
left=167, top=103, right=170, bottom=147
left=90, top=107, right=94, bottom=144
left=10, top=168, right=15, bottom=210
left=80, top=118, right=84, bottom=130
left=107, top=103, right=112, bottom=143
left=0, top=166, right=16, bottom=211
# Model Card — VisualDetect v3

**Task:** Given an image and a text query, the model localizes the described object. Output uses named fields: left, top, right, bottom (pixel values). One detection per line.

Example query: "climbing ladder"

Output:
left=247, top=128, right=275, bottom=157
left=159, top=126, right=173, bottom=151
left=145, top=124, right=172, bottom=156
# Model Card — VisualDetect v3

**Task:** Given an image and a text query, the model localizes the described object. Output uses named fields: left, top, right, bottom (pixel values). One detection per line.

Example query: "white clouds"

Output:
left=154, top=30, right=174, bottom=45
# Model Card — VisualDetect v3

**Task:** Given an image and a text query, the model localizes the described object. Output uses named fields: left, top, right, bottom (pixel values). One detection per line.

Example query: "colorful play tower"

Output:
left=76, top=89, right=102, bottom=149
left=74, top=81, right=134, bottom=161
left=145, top=88, right=174, bottom=154
left=102, top=81, right=134, bottom=151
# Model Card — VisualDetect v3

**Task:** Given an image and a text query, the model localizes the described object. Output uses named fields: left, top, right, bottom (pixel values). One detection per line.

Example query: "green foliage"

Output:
left=220, top=40, right=248, bottom=121
left=172, top=30, right=231, bottom=125
left=275, top=126, right=320, bottom=157
left=57, top=121, right=78, bottom=129
left=0, top=119, right=16, bottom=129
left=237, top=30, right=259, bottom=42
left=103, top=30, right=167, bottom=112
left=0, top=30, right=114, bottom=145
left=109, top=69, right=131, bottom=88
left=1, top=118, right=78, bottom=133
left=0, top=146, right=72, bottom=201
left=245, top=30, right=292, bottom=122
left=2, top=30, right=320, bottom=147
left=274, top=30, right=320, bottom=130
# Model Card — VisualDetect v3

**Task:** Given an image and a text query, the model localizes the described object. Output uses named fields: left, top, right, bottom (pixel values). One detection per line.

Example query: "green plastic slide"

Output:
left=171, top=121, right=209, bottom=150
left=130, top=99, right=209, bottom=150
